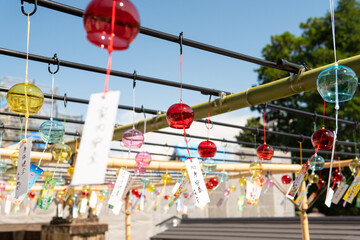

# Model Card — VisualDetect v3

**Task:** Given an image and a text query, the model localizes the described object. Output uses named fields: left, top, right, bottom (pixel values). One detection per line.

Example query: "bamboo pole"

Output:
left=125, top=192, right=131, bottom=240
left=62, top=55, right=360, bottom=151
left=300, top=181, right=310, bottom=240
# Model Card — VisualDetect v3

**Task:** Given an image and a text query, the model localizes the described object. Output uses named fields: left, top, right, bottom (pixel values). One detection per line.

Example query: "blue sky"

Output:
left=0, top=0, right=332, bottom=136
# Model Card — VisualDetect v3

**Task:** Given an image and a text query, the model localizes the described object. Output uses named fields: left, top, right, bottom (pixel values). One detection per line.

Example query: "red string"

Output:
left=307, top=101, right=327, bottom=164
left=322, top=100, right=326, bottom=129
left=263, top=111, right=266, bottom=144
left=104, top=0, right=116, bottom=93
left=207, top=98, right=211, bottom=140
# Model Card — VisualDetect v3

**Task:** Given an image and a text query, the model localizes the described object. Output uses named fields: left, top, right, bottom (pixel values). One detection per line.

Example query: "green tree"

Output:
left=237, top=0, right=360, bottom=215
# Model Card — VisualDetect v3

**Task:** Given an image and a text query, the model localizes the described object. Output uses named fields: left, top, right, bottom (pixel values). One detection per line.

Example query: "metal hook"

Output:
left=48, top=53, right=60, bottom=74
left=21, top=0, right=37, bottom=16
left=75, top=130, right=81, bottom=137
left=179, top=32, right=183, bottom=55
left=64, top=93, right=67, bottom=108
left=299, top=134, right=304, bottom=143
left=133, top=70, right=137, bottom=89
left=0, top=120, right=5, bottom=136
left=205, top=119, right=214, bottom=130
left=141, top=105, right=146, bottom=119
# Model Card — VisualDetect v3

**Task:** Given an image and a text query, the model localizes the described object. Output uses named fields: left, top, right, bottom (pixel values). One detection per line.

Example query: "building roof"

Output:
left=151, top=217, right=360, bottom=240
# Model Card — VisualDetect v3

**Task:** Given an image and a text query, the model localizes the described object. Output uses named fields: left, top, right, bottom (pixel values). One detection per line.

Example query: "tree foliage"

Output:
left=237, top=0, right=360, bottom=215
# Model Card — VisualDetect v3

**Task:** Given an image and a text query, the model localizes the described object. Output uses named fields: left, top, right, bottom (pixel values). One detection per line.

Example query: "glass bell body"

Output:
left=42, top=170, right=53, bottom=181
left=249, top=161, right=262, bottom=177
left=84, top=0, right=140, bottom=50
left=281, top=175, right=291, bottom=184
left=309, top=154, right=325, bottom=171
left=198, top=140, right=217, bottom=158
left=52, top=142, right=72, bottom=163
left=265, top=179, right=274, bottom=188
left=229, top=184, right=236, bottom=192
left=10, top=151, right=19, bottom=166
left=209, top=177, right=218, bottom=188
left=317, top=65, right=358, bottom=103
left=349, top=158, right=360, bottom=174
left=122, top=129, right=144, bottom=149
left=147, top=183, right=156, bottom=192
left=161, top=173, right=172, bottom=183
left=55, top=177, right=66, bottom=186
left=39, top=120, right=65, bottom=143
left=135, top=152, right=152, bottom=168
left=166, top=102, right=194, bottom=129
left=218, top=170, right=229, bottom=182
left=202, top=158, right=217, bottom=173
left=0, top=161, right=7, bottom=174
left=331, top=169, right=343, bottom=183
left=7, top=83, right=44, bottom=115
left=28, top=191, right=35, bottom=199
left=311, top=129, right=334, bottom=150
left=67, top=166, right=74, bottom=177
left=0, top=182, right=6, bottom=191
left=238, top=176, right=247, bottom=187
left=256, top=144, right=274, bottom=160
left=317, top=179, right=326, bottom=189
left=8, top=176, right=17, bottom=186
left=134, top=165, right=146, bottom=175
left=140, top=177, right=150, bottom=187
left=107, top=181, right=115, bottom=190
left=309, top=172, right=320, bottom=184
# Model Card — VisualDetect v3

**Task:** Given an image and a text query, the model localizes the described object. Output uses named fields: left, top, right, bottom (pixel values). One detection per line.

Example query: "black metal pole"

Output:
left=21, top=0, right=300, bottom=73
left=0, top=48, right=228, bottom=96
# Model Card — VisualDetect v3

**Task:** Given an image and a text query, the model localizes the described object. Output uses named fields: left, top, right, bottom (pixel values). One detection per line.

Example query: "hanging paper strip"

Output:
left=185, top=158, right=210, bottom=207
left=247, top=178, right=263, bottom=206
left=332, top=182, right=349, bottom=204
left=71, top=91, right=120, bottom=185
left=343, top=170, right=360, bottom=203
left=11, top=164, right=43, bottom=204
left=286, top=163, right=309, bottom=200
left=89, top=191, right=98, bottom=208
left=108, top=169, right=131, bottom=209
left=38, top=178, right=56, bottom=210
left=64, top=186, right=74, bottom=202
left=79, top=198, right=88, bottom=213
left=15, top=138, right=32, bottom=198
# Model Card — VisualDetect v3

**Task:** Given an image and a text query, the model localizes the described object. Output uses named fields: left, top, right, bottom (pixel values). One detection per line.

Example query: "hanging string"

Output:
left=353, top=131, right=358, bottom=158
left=206, top=95, right=212, bottom=140
left=326, top=0, right=339, bottom=198
left=179, top=32, right=183, bottom=103
left=299, top=141, right=302, bottom=166
left=23, top=14, right=31, bottom=142
left=263, top=110, right=266, bottom=144
left=37, top=74, right=55, bottom=168
left=307, top=101, right=327, bottom=164
left=103, top=0, right=116, bottom=93
left=329, top=0, right=338, bottom=64
left=178, top=32, right=192, bottom=161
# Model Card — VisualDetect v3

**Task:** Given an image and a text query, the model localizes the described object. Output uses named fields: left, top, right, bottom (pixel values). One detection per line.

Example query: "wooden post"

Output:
left=300, top=181, right=310, bottom=240
left=125, top=192, right=131, bottom=240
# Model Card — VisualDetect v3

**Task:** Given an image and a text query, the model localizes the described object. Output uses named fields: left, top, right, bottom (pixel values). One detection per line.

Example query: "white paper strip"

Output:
left=108, top=169, right=131, bottom=209
left=332, top=182, right=349, bottom=204
left=71, top=91, right=120, bottom=185
left=325, top=188, right=334, bottom=208
left=172, top=181, right=181, bottom=195
left=89, top=191, right=98, bottom=208
left=185, top=158, right=210, bottom=207
left=73, top=205, right=78, bottom=218
left=58, top=203, right=63, bottom=217
left=246, top=180, right=253, bottom=199
left=4, top=197, right=11, bottom=215
left=80, top=198, right=88, bottom=213
left=15, top=138, right=32, bottom=198
left=96, top=202, right=103, bottom=216
left=112, top=202, right=123, bottom=215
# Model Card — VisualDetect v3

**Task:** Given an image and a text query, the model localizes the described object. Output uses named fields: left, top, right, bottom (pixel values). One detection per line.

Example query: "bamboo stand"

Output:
left=125, top=193, right=131, bottom=240
left=300, top=181, right=310, bottom=240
